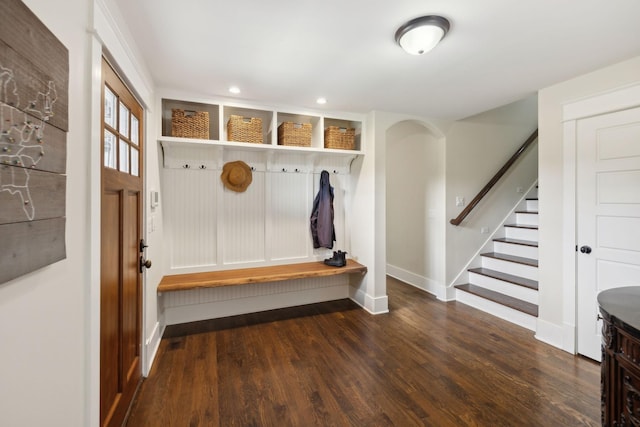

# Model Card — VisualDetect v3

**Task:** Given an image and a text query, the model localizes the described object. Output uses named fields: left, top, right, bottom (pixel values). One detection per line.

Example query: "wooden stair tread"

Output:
left=504, top=223, right=538, bottom=230
left=526, top=197, right=538, bottom=200
left=515, top=210, right=539, bottom=214
left=468, top=267, right=538, bottom=290
left=481, top=252, right=538, bottom=267
left=492, top=237, right=538, bottom=247
left=455, top=284, right=539, bottom=317
left=158, top=260, right=367, bottom=292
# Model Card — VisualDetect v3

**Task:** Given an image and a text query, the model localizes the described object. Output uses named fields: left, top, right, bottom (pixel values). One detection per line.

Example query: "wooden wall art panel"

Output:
left=0, top=0, right=68, bottom=285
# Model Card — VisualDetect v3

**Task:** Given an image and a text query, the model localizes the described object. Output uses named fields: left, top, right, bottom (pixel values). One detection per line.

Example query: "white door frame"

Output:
left=561, top=82, right=640, bottom=353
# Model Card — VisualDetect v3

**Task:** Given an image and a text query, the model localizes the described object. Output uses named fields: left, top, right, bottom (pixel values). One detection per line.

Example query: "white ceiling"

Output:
left=113, top=0, right=640, bottom=120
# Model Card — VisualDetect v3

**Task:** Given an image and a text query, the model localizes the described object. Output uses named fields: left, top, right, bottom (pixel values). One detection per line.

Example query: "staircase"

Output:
left=455, top=188, right=538, bottom=331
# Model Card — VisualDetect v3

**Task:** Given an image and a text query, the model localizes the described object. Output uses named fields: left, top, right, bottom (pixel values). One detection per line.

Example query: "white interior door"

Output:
left=577, top=106, right=640, bottom=361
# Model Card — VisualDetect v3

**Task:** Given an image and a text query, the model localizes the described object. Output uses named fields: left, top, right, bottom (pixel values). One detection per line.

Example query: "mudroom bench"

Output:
left=157, top=260, right=367, bottom=293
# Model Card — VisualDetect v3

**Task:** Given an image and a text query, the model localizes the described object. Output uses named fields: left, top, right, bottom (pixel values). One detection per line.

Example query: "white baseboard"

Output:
left=386, top=264, right=449, bottom=300
left=350, top=286, right=389, bottom=314
left=562, top=322, right=576, bottom=354
left=534, top=318, right=563, bottom=349
left=143, top=321, right=163, bottom=376
left=534, top=319, right=576, bottom=354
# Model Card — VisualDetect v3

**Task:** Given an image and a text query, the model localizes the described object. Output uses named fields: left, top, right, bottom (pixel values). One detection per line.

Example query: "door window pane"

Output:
left=131, top=115, right=139, bottom=145
left=104, top=87, right=116, bottom=128
left=119, top=140, right=129, bottom=173
left=104, top=130, right=117, bottom=169
left=130, top=147, right=139, bottom=177
left=119, top=102, right=130, bottom=138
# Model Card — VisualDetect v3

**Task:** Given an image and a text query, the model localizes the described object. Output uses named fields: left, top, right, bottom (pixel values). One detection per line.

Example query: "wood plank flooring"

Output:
left=126, top=277, right=600, bottom=427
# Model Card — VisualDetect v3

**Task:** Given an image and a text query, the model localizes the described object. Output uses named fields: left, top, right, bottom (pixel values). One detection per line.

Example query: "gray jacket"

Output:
left=310, top=170, right=335, bottom=249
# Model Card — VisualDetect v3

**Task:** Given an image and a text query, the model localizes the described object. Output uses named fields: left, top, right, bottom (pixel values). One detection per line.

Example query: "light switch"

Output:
left=456, top=196, right=465, bottom=207
left=150, top=190, right=159, bottom=209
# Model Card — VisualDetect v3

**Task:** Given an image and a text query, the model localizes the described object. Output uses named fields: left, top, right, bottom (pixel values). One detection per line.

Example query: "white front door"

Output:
left=576, top=106, right=640, bottom=361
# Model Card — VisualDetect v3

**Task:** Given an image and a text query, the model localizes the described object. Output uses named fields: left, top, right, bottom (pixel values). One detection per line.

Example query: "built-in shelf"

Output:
left=161, top=98, right=364, bottom=152
left=160, top=97, right=364, bottom=174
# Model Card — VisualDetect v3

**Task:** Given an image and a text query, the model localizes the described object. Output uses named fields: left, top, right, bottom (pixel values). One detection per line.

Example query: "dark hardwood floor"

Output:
left=126, top=277, right=600, bottom=426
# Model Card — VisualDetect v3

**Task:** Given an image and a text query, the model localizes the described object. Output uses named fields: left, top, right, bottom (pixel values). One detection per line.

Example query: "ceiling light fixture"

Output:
left=229, top=86, right=240, bottom=94
left=316, top=97, right=327, bottom=105
left=395, top=15, right=450, bottom=55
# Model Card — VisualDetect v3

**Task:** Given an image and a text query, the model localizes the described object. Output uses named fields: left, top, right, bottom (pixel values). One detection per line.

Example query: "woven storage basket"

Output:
left=227, top=115, right=263, bottom=143
left=324, top=126, right=355, bottom=150
left=278, top=122, right=312, bottom=147
left=171, top=109, right=210, bottom=139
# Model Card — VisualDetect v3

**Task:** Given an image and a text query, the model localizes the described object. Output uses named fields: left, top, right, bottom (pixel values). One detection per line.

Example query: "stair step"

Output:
left=455, top=284, right=538, bottom=317
left=468, top=267, right=538, bottom=290
left=493, top=237, right=538, bottom=247
left=504, top=224, right=538, bottom=241
left=515, top=210, right=538, bottom=214
left=525, top=199, right=539, bottom=211
left=504, top=223, right=538, bottom=230
left=481, top=252, right=538, bottom=267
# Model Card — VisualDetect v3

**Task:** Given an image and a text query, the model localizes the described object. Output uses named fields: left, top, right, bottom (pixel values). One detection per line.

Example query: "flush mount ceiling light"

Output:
left=395, top=15, right=450, bottom=55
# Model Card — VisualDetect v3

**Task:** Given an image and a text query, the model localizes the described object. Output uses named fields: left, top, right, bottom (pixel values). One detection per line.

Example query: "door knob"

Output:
left=139, top=256, right=152, bottom=273
left=580, top=245, right=592, bottom=254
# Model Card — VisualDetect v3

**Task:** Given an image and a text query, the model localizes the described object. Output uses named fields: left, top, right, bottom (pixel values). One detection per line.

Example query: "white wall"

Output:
left=0, top=0, right=91, bottom=425
left=445, top=96, right=538, bottom=286
left=386, top=121, right=445, bottom=292
left=537, top=55, right=640, bottom=350
left=0, top=0, right=161, bottom=425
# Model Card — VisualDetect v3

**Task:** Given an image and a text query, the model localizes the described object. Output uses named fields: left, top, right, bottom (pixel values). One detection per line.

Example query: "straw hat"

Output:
left=220, top=160, right=252, bottom=192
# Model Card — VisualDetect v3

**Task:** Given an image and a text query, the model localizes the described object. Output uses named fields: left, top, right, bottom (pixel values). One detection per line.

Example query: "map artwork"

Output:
left=0, top=63, right=57, bottom=221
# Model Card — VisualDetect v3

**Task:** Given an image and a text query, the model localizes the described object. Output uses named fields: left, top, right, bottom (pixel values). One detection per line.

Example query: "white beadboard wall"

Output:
left=160, top=144, right=353, bottom=323
left=162, top=276, right=351, bottom=325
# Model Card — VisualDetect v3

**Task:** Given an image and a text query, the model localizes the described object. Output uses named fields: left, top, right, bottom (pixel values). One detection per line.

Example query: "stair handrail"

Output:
left=449, top=129, right=538, bottom=226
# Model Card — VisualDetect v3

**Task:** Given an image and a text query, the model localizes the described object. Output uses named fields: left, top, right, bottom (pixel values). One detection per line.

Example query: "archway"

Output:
left=383, top=119, right=446, bottom=297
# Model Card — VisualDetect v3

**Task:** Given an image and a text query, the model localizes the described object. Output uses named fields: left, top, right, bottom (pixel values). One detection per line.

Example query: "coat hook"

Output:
left=295, top=168, right=300, bottom=172
left=282, top=168, right=286, bottom=172
left=199, top=164, right=206, bottom=169
left=251, top=166, right=256, bottom=171
left=183, top=164, right=190, bottom=169
left=333, top=169, right=338, bottom=174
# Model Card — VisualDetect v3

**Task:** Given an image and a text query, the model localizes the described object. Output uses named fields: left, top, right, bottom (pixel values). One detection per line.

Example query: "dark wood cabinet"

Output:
left=598, top=287, right=640, bottom=427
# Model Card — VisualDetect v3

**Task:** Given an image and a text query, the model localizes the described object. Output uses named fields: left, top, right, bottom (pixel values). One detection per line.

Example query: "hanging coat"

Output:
left=310, top=170, right=335, bottom=249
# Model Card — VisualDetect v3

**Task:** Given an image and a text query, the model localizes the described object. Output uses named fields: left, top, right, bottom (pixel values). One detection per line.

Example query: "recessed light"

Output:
left=316, top=97, right=327, bottom=105
left=229, top=86, right=240, bottom=94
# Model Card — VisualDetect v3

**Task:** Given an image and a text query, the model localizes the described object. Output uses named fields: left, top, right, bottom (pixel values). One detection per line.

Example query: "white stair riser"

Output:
left=526, top=199, right=538, bottom=211
left=468, top=272, right=538, bottom=304
left=505, top=226, right=538, bottom=241
left=515, top=212, right=538, bottom=226
left=481, top=256, right=538, bottom=281
left=455, top=289, right=537, bottom=331
left=493, top=241, right=538, bottom=259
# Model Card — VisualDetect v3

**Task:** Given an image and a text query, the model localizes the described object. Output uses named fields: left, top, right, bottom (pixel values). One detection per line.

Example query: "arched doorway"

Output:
left=384, top=120, right=446, bottom=296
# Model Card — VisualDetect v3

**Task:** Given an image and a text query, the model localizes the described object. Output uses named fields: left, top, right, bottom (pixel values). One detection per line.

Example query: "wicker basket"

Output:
left=227, top=115, right=263, bottom=143
left=324, top=126, right=355, bottom=150
left=171, top=109, right=210, bottom=139
left=278, top=122, right=312, bottom=147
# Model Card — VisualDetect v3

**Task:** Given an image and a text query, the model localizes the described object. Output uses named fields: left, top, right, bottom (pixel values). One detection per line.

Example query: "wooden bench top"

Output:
left=158, top=260, right=367, bottom=293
